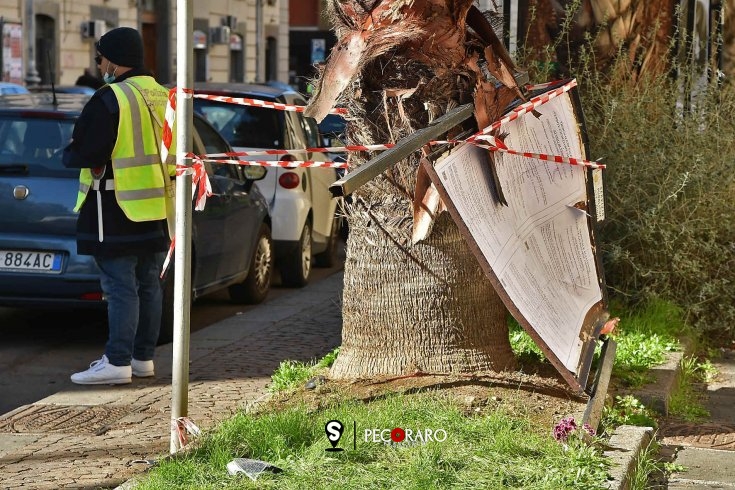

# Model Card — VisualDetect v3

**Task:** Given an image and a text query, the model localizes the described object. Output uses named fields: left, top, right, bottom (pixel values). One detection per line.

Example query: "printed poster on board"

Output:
left=425, top=80, right=608, bottom=393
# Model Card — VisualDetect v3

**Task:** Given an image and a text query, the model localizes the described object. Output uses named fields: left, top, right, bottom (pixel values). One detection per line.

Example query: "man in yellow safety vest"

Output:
left=63, top=27, right=175, bottom=385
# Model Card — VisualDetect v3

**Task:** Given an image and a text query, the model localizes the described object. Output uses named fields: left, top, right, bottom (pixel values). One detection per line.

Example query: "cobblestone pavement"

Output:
left=0, top=271, right=344, bottom=490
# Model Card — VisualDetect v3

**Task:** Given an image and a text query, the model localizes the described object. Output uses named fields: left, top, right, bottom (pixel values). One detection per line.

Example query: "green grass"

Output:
left=627, top=438, right=661, bottom=490
left=600, top=395, right=658, bottom=432
left=131, top=297, right=712, bottom=489
left=609, top=299, right=687, bottom=388
left=134, top=392, right=610, bottom=489
left=668, top=355, right=711, bottom=422
left=268, top=347, right=340, bottom=392
left=510, top=298, right=686, bottom=389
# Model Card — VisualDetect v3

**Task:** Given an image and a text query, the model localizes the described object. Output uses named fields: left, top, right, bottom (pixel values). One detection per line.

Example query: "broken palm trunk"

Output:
left=307, top=2, right=539, bottom=379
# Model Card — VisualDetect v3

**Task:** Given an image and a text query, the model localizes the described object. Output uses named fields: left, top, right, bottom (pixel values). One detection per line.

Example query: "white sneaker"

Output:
left=131, top=358, right=155, bottom=377
left=70, top=355, right=131, bottom=385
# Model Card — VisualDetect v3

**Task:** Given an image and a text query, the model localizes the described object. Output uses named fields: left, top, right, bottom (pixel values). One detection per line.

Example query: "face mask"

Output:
left=103, top=61, right=117, bottom=84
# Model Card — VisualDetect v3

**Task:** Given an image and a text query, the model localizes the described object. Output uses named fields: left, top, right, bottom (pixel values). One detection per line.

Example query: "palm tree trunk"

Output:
left=314, top=0, right=519, bottom=379
left=332, top=211, right=515, bottom=378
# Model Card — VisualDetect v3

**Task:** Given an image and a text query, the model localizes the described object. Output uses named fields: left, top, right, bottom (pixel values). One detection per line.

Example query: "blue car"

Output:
left=0, top=82, right=30, bottom=95
left=0, top=92, right=273, bottom=343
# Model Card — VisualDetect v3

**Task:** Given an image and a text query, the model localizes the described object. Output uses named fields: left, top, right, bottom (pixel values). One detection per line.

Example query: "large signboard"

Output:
left=425, top=81, right=608, bottom=392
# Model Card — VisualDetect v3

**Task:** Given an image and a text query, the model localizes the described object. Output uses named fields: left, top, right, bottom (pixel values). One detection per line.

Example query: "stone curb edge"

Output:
left=604, top=425, right=655, bottom=490
left=603, top=344, right=689, bottom=489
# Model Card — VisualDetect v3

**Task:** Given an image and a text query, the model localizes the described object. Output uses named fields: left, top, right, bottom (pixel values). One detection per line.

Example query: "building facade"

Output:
left=0, top=0, right=289, bottom=87
left=287, top=0, right=335, bottom=94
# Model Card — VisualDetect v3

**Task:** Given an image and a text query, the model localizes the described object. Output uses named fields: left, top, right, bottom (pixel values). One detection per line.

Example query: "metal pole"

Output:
left=255, top=0, right=264, bottom=82
left=0, top=17, right=5, bottom=82
left=170, top=0, right=194, bottom=455
left=24, top=0, right=40, bottom=86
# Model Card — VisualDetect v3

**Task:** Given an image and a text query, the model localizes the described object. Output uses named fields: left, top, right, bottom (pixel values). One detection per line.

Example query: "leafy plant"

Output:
left=516, top=0, right=735, bottom=340
left=609, top=299, right=684, bottom=387
left=628, top=438, right=662, bottom=490
left=582, top=47, right=735, bottom=339
left=601, top=395, right=658, bottom=434
left=508, top=318, right=545, bottom=362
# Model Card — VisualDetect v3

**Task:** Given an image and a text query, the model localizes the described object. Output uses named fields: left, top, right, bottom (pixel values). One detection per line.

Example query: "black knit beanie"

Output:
left=96, top=27, right=144, bottom=68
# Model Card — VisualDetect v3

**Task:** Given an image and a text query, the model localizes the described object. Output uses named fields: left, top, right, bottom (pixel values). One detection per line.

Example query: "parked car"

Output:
left=29, top=85, right=98, bottom=95
left=317, top=113, right=347, bottom=148
left=0, top=91, right=272, bottom=343
left=317, top=112, right=348, bottom=166
left=192, top=82, right=342, bottom=287
left=0, top=82, right=30, bottom=95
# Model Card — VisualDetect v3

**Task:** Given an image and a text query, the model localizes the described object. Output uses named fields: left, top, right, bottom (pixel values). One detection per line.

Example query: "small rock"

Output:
left=305, top=375, right=326, bottom=390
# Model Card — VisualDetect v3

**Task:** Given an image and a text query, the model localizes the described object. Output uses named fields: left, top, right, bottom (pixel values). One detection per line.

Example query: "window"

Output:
left=35, top=15, right=56, bottom=85
left=295, top=97, right=320, bottom=148
left=194, top=99, right=284, bottom=149
left=229, top=34, right=244, bottom=82
left=0, top=117, right=76, bottom=177
left=193, top=115, right=236, bottom=178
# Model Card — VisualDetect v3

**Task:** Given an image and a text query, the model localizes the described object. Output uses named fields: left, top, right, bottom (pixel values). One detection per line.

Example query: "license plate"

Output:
left=0, top=250, right=62, bottom=273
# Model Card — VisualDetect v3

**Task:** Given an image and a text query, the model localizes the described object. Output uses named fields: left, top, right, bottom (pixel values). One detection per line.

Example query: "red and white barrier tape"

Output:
left=160, top=156, right=212, bottom=277
left=196, top=134, right=603, bottom=170
left=171, top=416, right=201, bottom=448
left=201, top=158, right=349, bottom=169
left=472, top=142, right=604, bottom=169
left=159, top=78, right=601, bottom=227
left=202, top=143, right=395, bottom=158
left=468, top=79, right=578, bottom=141
left=191, top=93, right=348, bottom=114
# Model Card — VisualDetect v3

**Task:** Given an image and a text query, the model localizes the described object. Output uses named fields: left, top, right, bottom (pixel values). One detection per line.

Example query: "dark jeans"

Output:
left=95, top=252, right=165, bottom=366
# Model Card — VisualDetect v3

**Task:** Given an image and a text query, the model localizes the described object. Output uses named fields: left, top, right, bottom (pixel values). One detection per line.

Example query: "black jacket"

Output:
left=63, top=69, right=169, bottom=257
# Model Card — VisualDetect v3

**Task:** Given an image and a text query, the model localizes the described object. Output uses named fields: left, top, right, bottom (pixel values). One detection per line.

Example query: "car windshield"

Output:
left=194, top=99, right=284, bottom=149
left=0, top=116, right=76, bottom=177
left=318, top=114, right=346, bottom=136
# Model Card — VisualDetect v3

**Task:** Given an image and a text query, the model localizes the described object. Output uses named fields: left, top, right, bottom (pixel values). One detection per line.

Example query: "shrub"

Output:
left=516, top=4, right=735, bottom=340
left=583, top=60, right=735, bottom=339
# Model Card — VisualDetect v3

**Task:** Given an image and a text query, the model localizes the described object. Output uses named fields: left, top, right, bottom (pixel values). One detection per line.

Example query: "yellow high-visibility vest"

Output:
left=74, top=76, right=176, bottom=223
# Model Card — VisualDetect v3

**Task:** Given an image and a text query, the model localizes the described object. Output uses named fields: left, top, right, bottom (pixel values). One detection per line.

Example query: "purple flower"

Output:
left=552, top=417, right=596, bottom=444
left=552, top=417, right=577, bottom=442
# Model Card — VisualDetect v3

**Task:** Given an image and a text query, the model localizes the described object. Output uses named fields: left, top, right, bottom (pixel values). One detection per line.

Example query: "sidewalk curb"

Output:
left=615, top=344, right=691, bottom=416
left=604, top=425, right=655, bottom=490
left=603, top=343, right=691, bottom=488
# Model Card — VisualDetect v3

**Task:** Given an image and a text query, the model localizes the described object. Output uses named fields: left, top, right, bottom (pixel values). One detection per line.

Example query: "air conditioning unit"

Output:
left=210, top=26, right=231, bottom=45
left=81, top=20, right=106, bottom=40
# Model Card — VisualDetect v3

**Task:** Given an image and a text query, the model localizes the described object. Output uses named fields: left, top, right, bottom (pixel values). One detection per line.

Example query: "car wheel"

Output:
left=280, top=220, right=312, bottom=287
left=229, top=223, right=273, bottom=304
left=315, top=215, right=342, bottom=268
left=158, top=273, right=175, bottom=345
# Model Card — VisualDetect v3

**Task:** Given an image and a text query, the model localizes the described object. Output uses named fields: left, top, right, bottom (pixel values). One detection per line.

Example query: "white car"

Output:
left=193, top=83, right=342, bottom=287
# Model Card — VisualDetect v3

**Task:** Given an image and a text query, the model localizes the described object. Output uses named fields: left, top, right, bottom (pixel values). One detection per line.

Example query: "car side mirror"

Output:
left=242, top=165, right=267, bottom=181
